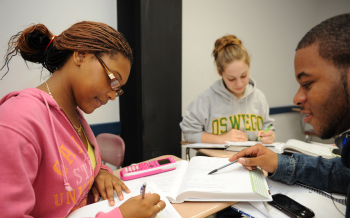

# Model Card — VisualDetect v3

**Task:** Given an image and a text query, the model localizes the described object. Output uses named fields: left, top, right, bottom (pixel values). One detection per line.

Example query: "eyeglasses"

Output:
left=95, top=54, right=124, bottom=97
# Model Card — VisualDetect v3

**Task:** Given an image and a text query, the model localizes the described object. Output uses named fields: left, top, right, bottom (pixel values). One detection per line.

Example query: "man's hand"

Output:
left=229, top=144, right=278, bottom=173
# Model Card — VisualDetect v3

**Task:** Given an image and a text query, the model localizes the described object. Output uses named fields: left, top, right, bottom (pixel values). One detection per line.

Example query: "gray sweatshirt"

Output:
left=180, top=78, right=275, bottom=142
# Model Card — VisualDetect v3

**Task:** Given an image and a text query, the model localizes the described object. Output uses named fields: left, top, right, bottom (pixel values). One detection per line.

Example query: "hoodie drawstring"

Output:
left=40, top=92, right=73, bottom=191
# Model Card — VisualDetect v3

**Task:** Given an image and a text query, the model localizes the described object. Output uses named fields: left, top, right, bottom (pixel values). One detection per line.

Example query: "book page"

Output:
left=121, top=160, right=189, bottom=202
left=67, top=182, right=181, bottom=218
left=175, top=156, right=271, bottom=202
left=284, top=139, right=334, bottom=158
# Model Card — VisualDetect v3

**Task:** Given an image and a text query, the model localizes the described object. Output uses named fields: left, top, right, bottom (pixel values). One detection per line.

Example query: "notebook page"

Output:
left=67, top=181, right=181, bottom=218
left=266, top=178, right=346, bottom=217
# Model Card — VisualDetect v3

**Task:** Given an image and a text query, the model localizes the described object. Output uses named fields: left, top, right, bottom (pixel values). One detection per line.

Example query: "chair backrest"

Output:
left=96, top=133, right=125, bottom=168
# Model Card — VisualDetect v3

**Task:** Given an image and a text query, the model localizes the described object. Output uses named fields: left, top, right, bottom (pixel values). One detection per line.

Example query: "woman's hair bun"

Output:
left=212, top=34, right=250, bottom=73
left=213, top=35, right=242, bottom=58
left=17, top=24, right=53, bottom=64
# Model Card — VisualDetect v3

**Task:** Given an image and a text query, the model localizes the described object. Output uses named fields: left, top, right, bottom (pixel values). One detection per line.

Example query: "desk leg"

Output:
left=186, top=147, right=190, bottom=161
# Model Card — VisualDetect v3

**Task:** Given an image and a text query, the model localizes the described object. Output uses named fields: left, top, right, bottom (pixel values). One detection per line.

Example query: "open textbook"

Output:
left=232, top=178, right=346, bottom=218
left=122, top=156, right=272, bottom=203
left=273, top=139, right=336, bottom=158
left=226, top=139, right=337, bottom=159
left=67, top=181, right=181, bottom=218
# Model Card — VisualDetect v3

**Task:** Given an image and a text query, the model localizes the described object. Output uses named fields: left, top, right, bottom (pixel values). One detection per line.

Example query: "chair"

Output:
left=96, top=133, right=125, bottom=169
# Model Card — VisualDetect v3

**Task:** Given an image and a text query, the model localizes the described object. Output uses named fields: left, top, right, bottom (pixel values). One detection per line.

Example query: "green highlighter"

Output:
left=257, top=124, right=273, bottom=141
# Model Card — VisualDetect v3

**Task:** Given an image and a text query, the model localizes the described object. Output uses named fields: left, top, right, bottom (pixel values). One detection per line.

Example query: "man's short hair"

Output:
left=296, top=13, right=350, bottom=70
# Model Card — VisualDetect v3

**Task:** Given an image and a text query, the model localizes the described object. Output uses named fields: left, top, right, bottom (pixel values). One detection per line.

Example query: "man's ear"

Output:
left=73, top=51, right=87, bottom=66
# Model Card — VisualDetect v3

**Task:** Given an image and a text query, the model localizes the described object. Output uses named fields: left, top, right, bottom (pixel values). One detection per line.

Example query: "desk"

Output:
left=196, top=148, right=237, bottom=158
left=113, top=155, right=235, bottom=218
left=182, top=141, right=237, bottom=160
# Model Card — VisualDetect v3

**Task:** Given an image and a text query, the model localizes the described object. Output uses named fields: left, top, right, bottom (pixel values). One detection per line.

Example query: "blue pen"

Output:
left=140, top=182, right=146, bottom=199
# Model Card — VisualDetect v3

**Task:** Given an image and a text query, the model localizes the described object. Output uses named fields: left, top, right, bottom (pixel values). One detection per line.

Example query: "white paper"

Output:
left=67, top=182, right=181, bottom=218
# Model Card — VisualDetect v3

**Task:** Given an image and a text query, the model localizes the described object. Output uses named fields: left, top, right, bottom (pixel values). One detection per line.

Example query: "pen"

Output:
left=257, top=124, right=273, bottom=141
left=208, top=159, right=239, bottom=175
left=140, top=182, right=146, bottom=199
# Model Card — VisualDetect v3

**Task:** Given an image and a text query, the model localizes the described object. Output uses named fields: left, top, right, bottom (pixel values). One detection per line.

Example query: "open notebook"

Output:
left=122, top=156, right=272, bottom=203
left=232, top=178, right=346, bottom=218
left=273, top=139, right=337, bottom=158
left=67, top=181, right=181, bottom=218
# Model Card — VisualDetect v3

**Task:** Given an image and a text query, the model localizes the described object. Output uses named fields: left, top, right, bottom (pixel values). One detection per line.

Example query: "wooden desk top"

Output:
left=113, top=155, right=235, bottom=218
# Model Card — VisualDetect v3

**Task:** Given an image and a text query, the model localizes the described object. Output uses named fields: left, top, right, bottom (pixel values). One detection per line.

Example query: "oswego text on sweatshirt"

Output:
left=180, top=78, right=275, bottom=142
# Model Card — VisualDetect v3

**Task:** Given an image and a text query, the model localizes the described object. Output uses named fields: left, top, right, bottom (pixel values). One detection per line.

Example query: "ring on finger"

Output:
left=156, top=204, right=162, bottom=212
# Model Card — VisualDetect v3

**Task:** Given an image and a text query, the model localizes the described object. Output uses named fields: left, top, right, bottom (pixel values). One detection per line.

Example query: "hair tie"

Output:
left=45, top=35, right=57, bottom=51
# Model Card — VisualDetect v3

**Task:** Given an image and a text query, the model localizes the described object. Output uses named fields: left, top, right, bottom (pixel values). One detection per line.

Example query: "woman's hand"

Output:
left=92, top=169, right=131, bottom=206
left=119, top=193, right=166, bottom=218
left=257, top=130, right=275, bottom=144
left=229, top=144, right=278, bottom=173
left=221, top=129, right=248, bottom=142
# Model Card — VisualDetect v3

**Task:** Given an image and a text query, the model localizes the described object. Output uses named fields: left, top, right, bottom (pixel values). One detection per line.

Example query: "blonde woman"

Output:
left=180, top=35, right=275, bottom=144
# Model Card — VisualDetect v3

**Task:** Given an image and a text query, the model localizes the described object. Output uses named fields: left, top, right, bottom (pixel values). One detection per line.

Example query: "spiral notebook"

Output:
left=232, top=178, right=346, bottom=218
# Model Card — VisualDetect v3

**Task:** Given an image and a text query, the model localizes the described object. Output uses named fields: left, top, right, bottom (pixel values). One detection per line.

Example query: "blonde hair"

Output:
left=212, top=35, right=250, bottom=74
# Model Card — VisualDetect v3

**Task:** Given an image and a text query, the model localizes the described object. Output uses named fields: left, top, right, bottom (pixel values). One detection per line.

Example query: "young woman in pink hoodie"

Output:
left=0, top=22, right=165, bottom=218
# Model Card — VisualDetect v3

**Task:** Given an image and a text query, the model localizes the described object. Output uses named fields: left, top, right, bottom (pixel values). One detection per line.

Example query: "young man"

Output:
left=230, top=13, right=350, bottom=217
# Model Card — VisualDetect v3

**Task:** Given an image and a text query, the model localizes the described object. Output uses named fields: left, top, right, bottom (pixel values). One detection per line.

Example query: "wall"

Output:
left=182, top=0, right=350, bottom=146
left=0, top=0, right=119, bottom=125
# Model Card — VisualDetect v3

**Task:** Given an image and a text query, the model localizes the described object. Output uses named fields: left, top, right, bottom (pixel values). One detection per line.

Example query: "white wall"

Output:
left=0, top=0, right=119, bottom=125
left=182, top=0, right=350, bottom=144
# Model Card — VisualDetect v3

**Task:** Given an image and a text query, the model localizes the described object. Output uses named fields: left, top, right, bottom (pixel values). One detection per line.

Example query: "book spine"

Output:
left=295, top=182, right=346, bottom=205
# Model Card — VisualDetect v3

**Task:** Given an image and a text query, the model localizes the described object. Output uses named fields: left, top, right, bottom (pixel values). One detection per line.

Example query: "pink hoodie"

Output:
left=0, top=88, right=123, bottom=218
